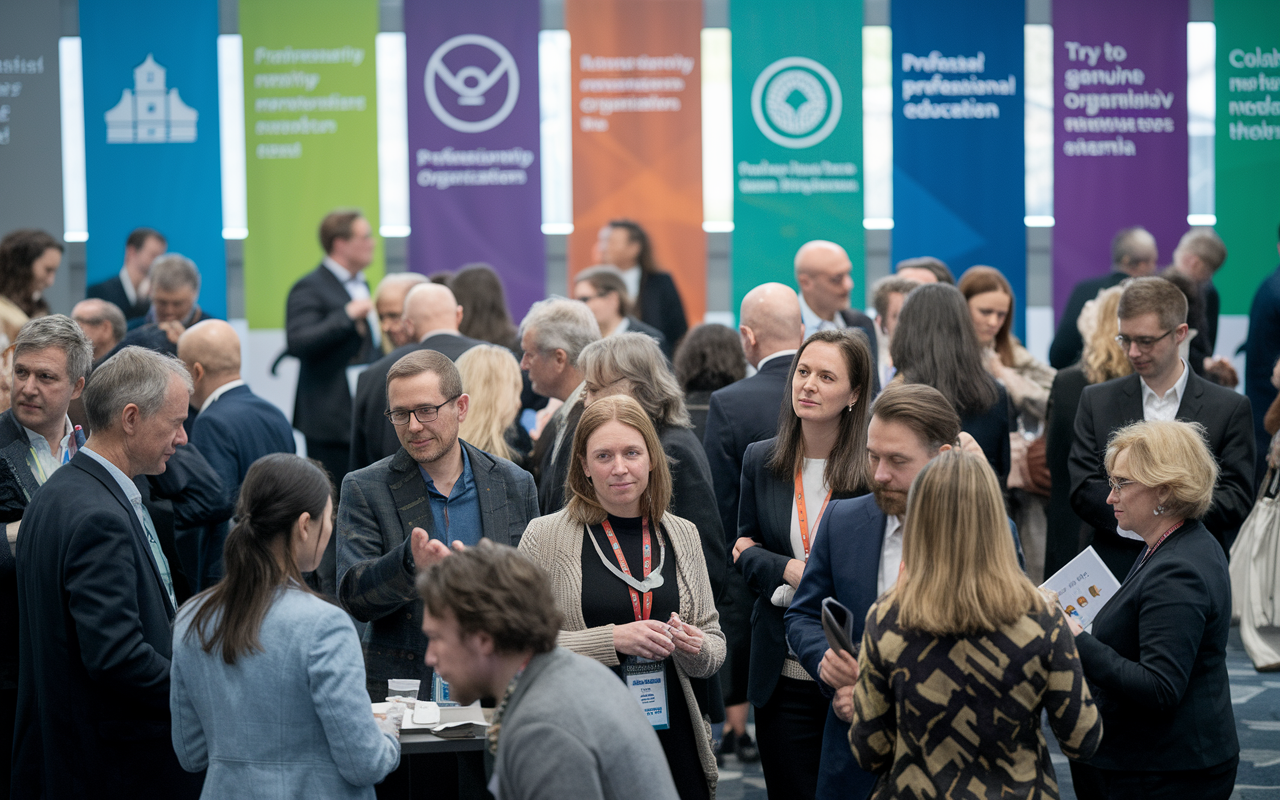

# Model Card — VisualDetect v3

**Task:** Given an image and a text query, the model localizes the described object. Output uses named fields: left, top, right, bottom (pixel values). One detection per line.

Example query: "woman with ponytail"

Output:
left=170, top=454, right=402, bottom=798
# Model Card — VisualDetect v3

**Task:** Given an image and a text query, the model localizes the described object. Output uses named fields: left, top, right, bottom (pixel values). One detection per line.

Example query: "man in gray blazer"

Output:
left=337, top=349, right=538, bottom=701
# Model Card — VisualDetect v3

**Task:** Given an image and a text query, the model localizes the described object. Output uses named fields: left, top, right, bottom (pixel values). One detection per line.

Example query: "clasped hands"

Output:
left=613, top=613, right=705, bottom=661
left=820, top=648, right=860, bottom=722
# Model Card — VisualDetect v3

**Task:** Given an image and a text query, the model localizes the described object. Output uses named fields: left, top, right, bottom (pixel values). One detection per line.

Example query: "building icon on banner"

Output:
left=105, top=54, right=198, bottom=143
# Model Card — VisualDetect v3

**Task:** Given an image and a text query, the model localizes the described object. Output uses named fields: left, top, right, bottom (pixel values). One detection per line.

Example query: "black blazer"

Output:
left=190, top=384, right=297, bottom=509
left=637, top=270, right=688, bottom=348
left=960, top=382, right=1013, bottom=488
left=1075, top=520, right=1237, bottom=771
left=1044, top=365, right=1090, bottom=578
left=86, top=273, right=150, bottom=321
left=286, top=264, right=375, bottom=446
left=12, top=453, right=203, bottom=798
left=1049, top=271, right=1128, bottom=369
left=838, top=308, right=882, bottom=396
left=660, top=424, right=727, bottom=601
left=703, top=354, right=792, bottom=545
left=348, top=331, right=486, bottom=472
left=625, top=315, right=671, bottom=359
left=534, top=397, right=584, bottom=516
left=1069, top=371, right=1255, bottom=579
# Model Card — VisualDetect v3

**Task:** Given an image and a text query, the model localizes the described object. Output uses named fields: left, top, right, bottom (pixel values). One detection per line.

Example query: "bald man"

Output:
left=72, top=298, right=127, bottom=360
left=374, top=272, right=428, bottom=353
left=178, top=320, right=295, bottom=584
left=349, top=283, right=488, bottom=471
left=794, top=240, right=879, bottom=376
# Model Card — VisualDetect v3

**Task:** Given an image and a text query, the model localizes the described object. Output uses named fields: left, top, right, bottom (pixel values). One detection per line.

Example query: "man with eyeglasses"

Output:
left=337, top=348, right=537, bottom=706
left=794, top=240, right=880, bottom=394
left=1068, top=276, right=1254, bottom=578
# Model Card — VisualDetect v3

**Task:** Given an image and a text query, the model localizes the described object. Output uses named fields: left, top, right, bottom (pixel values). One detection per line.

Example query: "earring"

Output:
left=1153, top=505, right=1164, bottom=516
left=847, top=401, right=855, bottom=412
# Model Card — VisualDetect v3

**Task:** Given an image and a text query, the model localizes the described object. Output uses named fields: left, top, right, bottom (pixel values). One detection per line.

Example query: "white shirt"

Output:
left=878, top=515, right=904, bottom=595
left=1140, top=358, right=1190, bottom=422
left=322, top=256, right=370, bottom=301
left=613, top=317, right=631, bottom=335
left=23, top=416, right=74, bottom=484
left=198, top=379, right=246, bottom=415
left=118, top=267, right=140, bottom=306
left=771, top=458, right=827, bottom=608
left=620, top=265, right=641, bottom=300
left=799, top=293, right=847, bottom=338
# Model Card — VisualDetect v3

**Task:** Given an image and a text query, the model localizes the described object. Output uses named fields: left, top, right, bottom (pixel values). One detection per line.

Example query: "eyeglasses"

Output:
left=1115, top=329, right=1174, bottom=350
left=1107, top=477, right=1137, bottom=494
left=384, top=395, right=460, bottom=426
left=574, top=292, right=609, bottom=303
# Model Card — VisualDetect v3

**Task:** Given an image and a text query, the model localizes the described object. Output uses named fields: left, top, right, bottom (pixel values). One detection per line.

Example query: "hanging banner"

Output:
left=81, top=0, right=225, bottom=318
left=893, top=0, right=1024, bottom=335
left=405, top=0, right=543, bottom=319
left=731, top=0, right=863, bottom=312
left=1052, top=0, right=1187, bottom=320
left=241, top=0, right=381, bottom=328
left=566, top=0, right=705, bottom=323
left=1215, top=2, right=1280, bottom=314
left=0, top=2, right=62, bottom=239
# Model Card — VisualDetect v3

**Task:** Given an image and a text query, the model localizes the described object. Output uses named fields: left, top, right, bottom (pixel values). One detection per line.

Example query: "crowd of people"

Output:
left=0, top=210, right=1274, bottom=800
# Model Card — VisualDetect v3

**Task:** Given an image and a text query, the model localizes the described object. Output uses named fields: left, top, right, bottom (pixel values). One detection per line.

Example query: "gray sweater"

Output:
left=492, top=647, right=680, bottom=800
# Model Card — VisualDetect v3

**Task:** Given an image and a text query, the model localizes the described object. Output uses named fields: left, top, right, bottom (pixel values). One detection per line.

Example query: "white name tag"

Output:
left=624, top=658, right=669, bottom=730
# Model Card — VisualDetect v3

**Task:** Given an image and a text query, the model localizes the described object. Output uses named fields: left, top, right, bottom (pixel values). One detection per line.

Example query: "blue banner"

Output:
left=892, top=0, right=1024, bottom=335
left=80, top=0, right=225, bottom=318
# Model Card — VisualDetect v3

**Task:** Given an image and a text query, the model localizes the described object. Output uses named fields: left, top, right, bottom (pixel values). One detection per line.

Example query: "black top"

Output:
left=958, top=382, right=1014, bottom=488
left=637, top=271, right=689, bottom=350
left=1049, top=270, right=1128, bottom=369
left=1043, top=365, right=1090, bottom=578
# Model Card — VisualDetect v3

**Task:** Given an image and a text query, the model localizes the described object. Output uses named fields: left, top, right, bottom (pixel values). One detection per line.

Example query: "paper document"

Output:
left=1040, top=546, right=1120, bottom=629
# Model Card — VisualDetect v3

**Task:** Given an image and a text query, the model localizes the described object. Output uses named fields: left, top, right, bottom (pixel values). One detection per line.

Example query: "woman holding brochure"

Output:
left=1067, top=420, right=1239, bottom=799
left=732, top=330, right=873, bottom=800
left=519, top=395, right=724, bottom=800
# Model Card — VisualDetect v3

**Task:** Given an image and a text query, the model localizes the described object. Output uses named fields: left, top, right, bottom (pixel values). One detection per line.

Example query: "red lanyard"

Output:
left=601, top=517, right=653, bottom=621
left=1139, top=520, right=1184, bottom=567
left=794, top=469, right=832, bottom=558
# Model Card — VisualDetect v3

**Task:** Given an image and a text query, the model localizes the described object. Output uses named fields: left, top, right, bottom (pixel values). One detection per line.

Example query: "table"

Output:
left=399, top=730, right=486, bottom=756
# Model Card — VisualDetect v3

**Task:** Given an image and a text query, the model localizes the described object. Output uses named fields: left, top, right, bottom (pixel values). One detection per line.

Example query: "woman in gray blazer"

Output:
left=171, top=454, right=401, bottom=798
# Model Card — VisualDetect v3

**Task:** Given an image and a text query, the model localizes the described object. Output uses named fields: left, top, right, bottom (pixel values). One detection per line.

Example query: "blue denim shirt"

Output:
left=419, top=445, right=481, bottom=546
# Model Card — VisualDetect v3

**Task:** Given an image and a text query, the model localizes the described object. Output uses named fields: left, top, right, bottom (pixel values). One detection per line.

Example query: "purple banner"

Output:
left=405, top=0, right=543, bottom=318
left=1052, top=0, right=1187, bottom=319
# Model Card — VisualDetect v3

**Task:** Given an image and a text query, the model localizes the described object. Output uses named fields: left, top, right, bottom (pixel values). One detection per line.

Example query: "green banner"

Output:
left=241, top=0, right=382, bottom=328
left=731, top=0, right=863, bottom=311
left=1215, top=1, right=1280, bottom=314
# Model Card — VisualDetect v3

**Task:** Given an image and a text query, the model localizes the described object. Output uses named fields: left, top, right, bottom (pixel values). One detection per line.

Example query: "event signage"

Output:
left=241, top=0, right=381, bottom=328
left=80, top=0, right=226, bottom=317
left=0, top=1, right=63, bottom=239
left=565, top=0, right=705, bottom=323
left=731, top=0, right=863, bottom=311
left=892, top=0, right=1025, bottom=336
left=1215, top=1, right=1280, bottom=313
left=405, top=0, right=543, bottom=319
left=1052, top=0, right=1187, bottom=320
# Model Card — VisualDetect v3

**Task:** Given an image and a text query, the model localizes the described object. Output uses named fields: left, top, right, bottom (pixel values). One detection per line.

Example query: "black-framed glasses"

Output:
left=384, top=395, right=460, bottom=426
left=1115, top=329, right=1174, bottom=350
left=574, top=291, right=609, bottom=303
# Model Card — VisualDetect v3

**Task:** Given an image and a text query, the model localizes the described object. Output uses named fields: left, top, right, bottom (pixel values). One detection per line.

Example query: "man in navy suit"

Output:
left=1245, top=230, right=1280, bottom=486
left=13, top=347, right=203, bottom=799
left=179, top=320, right=295, bottom=586
left=85, top=227, right=166, bottom=324
left=794, top=240, right=880, bottom=395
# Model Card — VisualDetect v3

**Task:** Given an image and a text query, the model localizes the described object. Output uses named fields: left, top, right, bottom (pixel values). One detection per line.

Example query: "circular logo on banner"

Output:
left=751, top=57, right=842, bottom=149
left=425, top=34, right=520, bottom=133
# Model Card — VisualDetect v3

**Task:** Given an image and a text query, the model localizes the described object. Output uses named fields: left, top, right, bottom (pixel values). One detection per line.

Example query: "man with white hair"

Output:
left=104, top=254, right=213, bottom=359
left=793, top=240, right=879, bottom=391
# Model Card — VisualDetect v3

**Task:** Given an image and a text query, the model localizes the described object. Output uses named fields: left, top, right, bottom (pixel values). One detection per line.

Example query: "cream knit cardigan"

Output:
left=519, top=508, right=727, bottom=796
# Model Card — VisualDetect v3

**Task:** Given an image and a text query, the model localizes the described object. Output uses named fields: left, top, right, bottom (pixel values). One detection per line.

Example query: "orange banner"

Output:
left=567, top=0, right=705, bottom=325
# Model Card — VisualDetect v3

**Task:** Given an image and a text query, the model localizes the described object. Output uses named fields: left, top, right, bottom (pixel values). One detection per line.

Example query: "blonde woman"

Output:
left=519, top=395, right=725, bottom=800
left=456, top=344, right=531, bottom=470
left=849, top=451, right=1101, bottom=799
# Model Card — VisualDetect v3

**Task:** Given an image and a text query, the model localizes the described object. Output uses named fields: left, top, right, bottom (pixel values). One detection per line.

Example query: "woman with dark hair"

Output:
left=598, top=219, right=688, bottom=347
left=891, top=282, right=1012, bottom=487
left=573, top=265, right=671, bottom=357
left=674, top=323, right=747, bottom=441
left=0, top=229, right=61, bottom=339
left=171, top=454, right=401, bottom=797
left=731, top=329, right=873, bottom=800
left=449, top=263, right=519, bottom=347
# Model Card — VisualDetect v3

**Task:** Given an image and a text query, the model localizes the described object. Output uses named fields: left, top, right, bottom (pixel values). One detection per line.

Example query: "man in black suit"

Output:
left=349, top=283, right=485, bottom=472
left=519, top=298, right=601, bottom=514
left=598, top=219, right=689, bottom=347
left=701, top=281, right=802, bottom=763
left=286, top=210, right=378, bottom=486
left=1245, top=232, right=1280, bottom=485
left=1070, top=277, right=1254, bottom=579
left=1049, top=226, right=1158, bottom=369
left=13, top=347, right=203, bottom=799
left=86, top=227, right=166, bottom=323
left=794, top=240, right=880, bottom=394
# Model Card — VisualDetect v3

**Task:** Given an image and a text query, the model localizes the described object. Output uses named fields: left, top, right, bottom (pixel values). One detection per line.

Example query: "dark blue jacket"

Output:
left=190, top=384, right=296, bottom=509
left=1246, top=264, right=1280, bottom=485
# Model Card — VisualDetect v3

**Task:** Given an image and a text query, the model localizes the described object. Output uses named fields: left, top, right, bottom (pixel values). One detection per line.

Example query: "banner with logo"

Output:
left=566, top=0, right=705, bottom=322
left=1215, top=2, right=1280, bottom=314
left=405, top=0, right=542, bottom=319
left=731, top=0, right=863, bottom=311
left=241, top=0, right=381, bottom=328
left=0, top=2, right=62, bottom=240
left=80, top=0, right=226, bottom=317
left=893, top=0, right=1024, bottom=335
left=1052, top=0, right=1187, bottom=320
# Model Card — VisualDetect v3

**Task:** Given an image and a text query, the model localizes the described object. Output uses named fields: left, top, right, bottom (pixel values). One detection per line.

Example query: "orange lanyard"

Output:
left=602, top=517, right=653, bottom=621
left=794, top=469, right=832, bottom=558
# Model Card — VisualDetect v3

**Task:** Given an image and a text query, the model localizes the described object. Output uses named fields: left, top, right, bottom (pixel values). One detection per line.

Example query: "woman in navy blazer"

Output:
left=1068, top=420, right=1238, bottom=799
left=732, top=330, right=873, bottom=800
left=171, top=454, right=401, bottom=798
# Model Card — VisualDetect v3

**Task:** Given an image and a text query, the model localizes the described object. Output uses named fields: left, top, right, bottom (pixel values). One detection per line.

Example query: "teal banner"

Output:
left=731, top=0, right=863, bottom=311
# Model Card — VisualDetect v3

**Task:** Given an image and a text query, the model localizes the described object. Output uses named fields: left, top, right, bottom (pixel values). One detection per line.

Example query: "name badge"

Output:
left=624, top=657, right=669, bottom=731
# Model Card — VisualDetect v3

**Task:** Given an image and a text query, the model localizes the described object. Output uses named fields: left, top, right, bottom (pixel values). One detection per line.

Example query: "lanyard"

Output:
left=602, top=517, right=653, bottom=622
left=794, top=469, right=832, bottom=558
left=1139, top=520, right=1184, bottom=568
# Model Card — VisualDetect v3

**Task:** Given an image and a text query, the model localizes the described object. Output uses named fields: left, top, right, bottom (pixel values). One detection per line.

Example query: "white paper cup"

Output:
left=387, top=679, right=420, bottom=709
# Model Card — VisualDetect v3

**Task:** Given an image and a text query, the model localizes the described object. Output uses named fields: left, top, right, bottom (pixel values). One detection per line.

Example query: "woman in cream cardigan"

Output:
left=520, top=394, right=725, bottom=799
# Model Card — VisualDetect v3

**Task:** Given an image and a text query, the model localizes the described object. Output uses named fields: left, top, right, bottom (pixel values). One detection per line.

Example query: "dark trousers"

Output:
left=1070, top=755, right=1238, bottom=800
left=304, top=438, right=350, bottom=599
left=755, top=675, right=827, bottom=800
left=718, top=569, right=754, bottom=707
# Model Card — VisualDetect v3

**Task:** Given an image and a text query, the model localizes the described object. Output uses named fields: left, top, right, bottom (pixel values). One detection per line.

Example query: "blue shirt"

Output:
left=419, top=445, right=482, bottom=547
